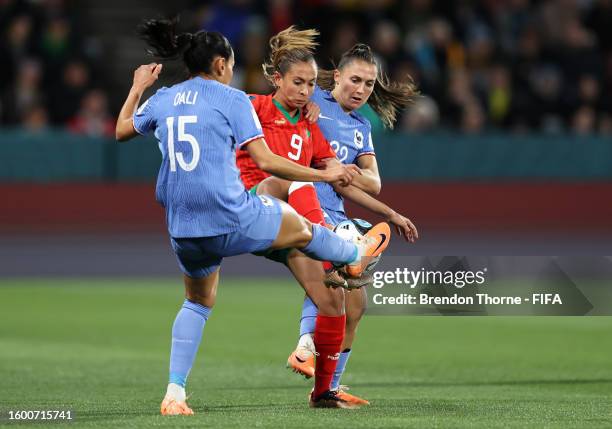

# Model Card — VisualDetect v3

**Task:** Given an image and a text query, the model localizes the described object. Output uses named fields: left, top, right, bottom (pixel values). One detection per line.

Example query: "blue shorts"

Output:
left=171, top=195, right=283, bottom=278
left=322, top=208, right=348, bottom=227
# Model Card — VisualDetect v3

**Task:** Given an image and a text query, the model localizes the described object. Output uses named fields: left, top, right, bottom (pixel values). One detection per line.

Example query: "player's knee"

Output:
left=185, top=291, right=216, bottom=308
left=185, top=280, right=217, bottom=308
left=292, top=217, right=313, bottom=248
left=256, top=180, right=272, bottom=196
left=257, top=177, right=290, bottom=200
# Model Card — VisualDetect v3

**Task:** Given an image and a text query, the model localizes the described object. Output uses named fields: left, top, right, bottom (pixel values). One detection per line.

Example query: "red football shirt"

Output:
left=236, top=94, right=337, bottom=189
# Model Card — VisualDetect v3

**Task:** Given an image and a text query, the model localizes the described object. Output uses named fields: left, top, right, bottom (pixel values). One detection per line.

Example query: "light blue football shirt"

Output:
left=133, top=77, right=264, bottom=238
left=311, top=85, right=375, bottom=215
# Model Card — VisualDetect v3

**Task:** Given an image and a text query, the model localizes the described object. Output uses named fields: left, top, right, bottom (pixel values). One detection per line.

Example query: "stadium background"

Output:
left=1, top=1, right=611, bottom=428
left=2, top=0, right=612, bottom=273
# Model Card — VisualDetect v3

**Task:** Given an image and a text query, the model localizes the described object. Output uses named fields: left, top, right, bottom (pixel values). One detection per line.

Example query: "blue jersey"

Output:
left=312, top=86, right=375, bottom=215
left=133, top=77, right=264, bottom=238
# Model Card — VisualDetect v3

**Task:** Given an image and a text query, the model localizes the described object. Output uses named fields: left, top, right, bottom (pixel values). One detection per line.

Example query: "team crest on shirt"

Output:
left=354, top=129, right=364, bottom=148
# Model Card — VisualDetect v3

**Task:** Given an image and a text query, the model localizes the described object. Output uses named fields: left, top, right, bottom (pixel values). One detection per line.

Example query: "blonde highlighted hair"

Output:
left=318, top=44, right=418, bottom=129
left=262, top=26, right=319, bottom=86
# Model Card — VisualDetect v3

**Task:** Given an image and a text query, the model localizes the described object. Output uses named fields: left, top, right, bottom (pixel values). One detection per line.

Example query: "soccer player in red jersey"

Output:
left=237, top=26, right=417, bottom=407
left=236, top=27, right=393, bottom=408
left=238, top=28, right=419, bottom=407
left=236, top=27, right=390, bottom=408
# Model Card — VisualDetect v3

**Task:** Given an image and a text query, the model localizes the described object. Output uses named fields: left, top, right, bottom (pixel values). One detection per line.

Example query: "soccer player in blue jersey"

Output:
left=114, top=18, right=390, bottom=414
left=284, top=43, right=419, bottom=405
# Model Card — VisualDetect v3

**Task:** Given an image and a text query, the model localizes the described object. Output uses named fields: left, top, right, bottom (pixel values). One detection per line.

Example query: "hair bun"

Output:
left=351, top=43, right=371, bottom=54
left=176, top=32, right=194, bottom=48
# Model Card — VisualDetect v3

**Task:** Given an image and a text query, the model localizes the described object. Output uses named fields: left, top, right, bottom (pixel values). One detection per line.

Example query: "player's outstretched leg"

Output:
left=270, top=201, right=390, bottom=277
left=161, top=270, right=219, bottom=416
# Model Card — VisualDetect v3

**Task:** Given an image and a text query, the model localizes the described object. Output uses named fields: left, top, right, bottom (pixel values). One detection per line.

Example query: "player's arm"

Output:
left=245, top=138, right=361, bottom=186
left=331, top=182, right=418, bottom=242
left=320, top=156, right=381, bottom=196
left=116, top=63, right=162, bottom=141
left=310, top=124, right=381, bottom=195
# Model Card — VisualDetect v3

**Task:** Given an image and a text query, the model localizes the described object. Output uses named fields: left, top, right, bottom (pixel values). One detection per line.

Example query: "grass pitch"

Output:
left=0, top=278, right=610, bottom=428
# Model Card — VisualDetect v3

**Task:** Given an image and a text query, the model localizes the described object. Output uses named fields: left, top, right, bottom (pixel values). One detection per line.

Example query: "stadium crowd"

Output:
left=2, top=0, right=612, bottom=135
left=0, top=0, right=114, bottom=136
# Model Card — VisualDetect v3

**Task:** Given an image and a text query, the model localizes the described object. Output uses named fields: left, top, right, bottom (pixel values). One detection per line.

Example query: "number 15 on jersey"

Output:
left=166, top=115, right=200, bottom=172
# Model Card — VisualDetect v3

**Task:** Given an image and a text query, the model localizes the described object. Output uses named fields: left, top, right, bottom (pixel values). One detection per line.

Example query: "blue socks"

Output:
left=168, top=299, right=211, bottom=387
left=301, top=224, right=358, bottom=265
left=331, top=349, right=352, bottom=390
left=299, top=297, right=318, bottom=336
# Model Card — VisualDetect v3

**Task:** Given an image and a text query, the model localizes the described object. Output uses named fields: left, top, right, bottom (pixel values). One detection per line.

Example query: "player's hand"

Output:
left=304, top=101, right=321, bottom=123
left=132, top=63, right=163, bottom=92
left=387, top=211, right=419, bottom=243
left=324, top=164, right=361, bottom=186
left=312, top=157, right=338, bottom=169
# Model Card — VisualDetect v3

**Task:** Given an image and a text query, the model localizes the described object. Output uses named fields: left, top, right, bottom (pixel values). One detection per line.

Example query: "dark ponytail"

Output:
left=137, top=16, right=233, bottom=75
left=318, top=43, right=418, bottom=129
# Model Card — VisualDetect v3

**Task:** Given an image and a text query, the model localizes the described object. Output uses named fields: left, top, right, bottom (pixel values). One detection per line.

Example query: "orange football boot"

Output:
left=309, top=389, right=360, bottom=409
left=286, top=350, right=315, bottom=379
left=160, top=395, right=194, bottom=416
left=335, top=386, right=370, bottom=406
left=345, top=222, right=391, bottom=278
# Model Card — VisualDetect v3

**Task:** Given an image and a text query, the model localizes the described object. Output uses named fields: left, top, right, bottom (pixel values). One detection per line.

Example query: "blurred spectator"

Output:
left=196, top=0, right=257, bottom=46
left=47, top=60, right=90, bottom=125
left=599, top=113, right=612, bottom=134
left=461, top=100, right=486, bottom=134
left=0, top=1, right=109, bottom=133
left=67, top=89, right=115, bottom=138
left=572, top=106, right=597, bottom=135
left=487, top=64, right=512, bottom=126
left=21, top=104, right=49, bottom=133
left=237, top=16, right=271, bottom=94
left=585, top=0, right=612, bottom=52
left=0, top=14, right=37, bottom=93
left=529, top=66, right=564, bottom=132
left=2, top=58, right=44, bottom=125
left=401, top=95, right=440, bottom=132
left=370, top=20, right=403, bottom=69
left=327, top=20, right=360, bottom=63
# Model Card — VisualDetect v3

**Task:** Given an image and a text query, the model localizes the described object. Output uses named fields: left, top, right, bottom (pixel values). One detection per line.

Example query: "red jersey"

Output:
left=236, top=94, right=337, bottom=189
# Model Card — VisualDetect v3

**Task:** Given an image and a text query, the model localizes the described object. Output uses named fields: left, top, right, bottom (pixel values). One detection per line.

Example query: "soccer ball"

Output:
left=333, top=218, right=381, bottom=277
left=333, top=219, right=364, bottom=242
left=333, top=218, right=373, bottom=241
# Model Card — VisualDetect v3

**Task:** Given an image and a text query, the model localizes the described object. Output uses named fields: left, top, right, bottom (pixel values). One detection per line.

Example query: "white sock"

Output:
left=297, top=333, right=315, bottom=355
left=166, top=383, right=186, bottom=402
